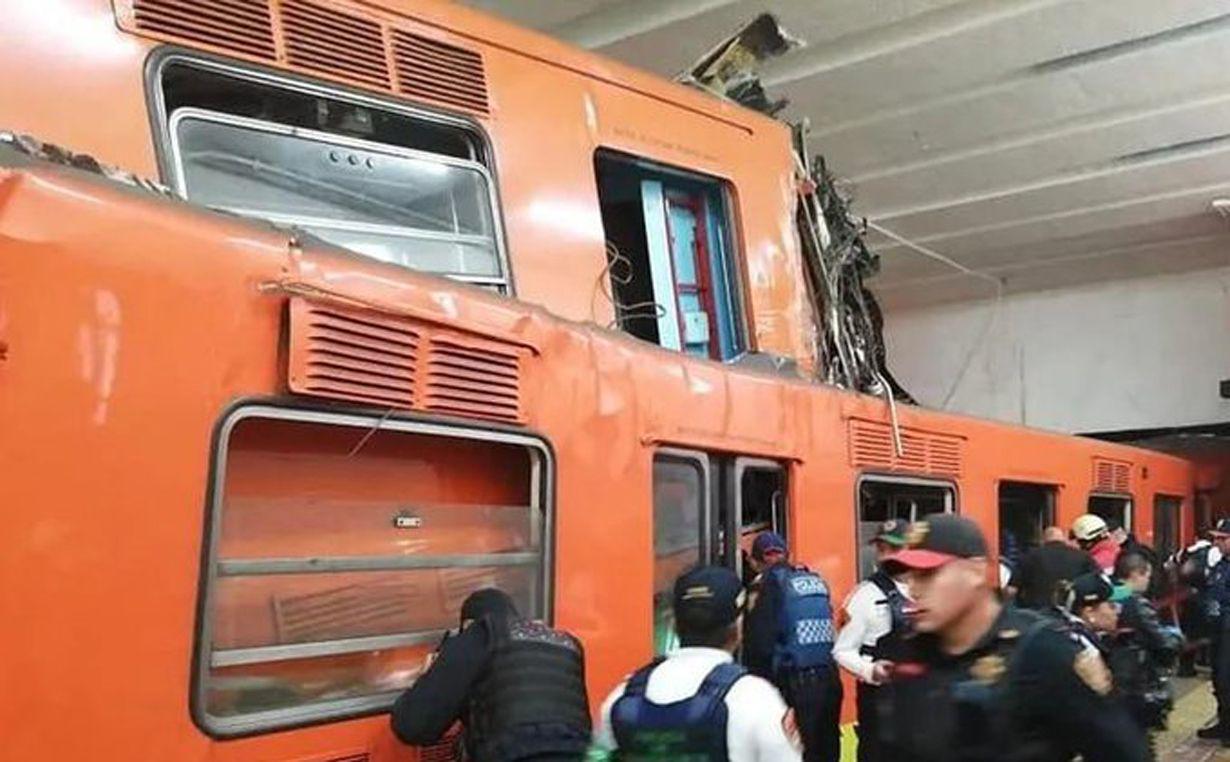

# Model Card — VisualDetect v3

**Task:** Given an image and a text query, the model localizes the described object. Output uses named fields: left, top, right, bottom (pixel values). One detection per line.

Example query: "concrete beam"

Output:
left=549, top=0, right=742, bottom=50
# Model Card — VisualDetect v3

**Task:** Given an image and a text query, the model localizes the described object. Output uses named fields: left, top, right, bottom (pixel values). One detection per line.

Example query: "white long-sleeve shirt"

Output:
left=833, top=576, right=909, bottom=684
left=590, top=647, right=802, bottom=762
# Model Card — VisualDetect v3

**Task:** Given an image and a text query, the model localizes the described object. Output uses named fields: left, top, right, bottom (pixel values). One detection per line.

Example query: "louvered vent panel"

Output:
left=274, top=582, right=422, bottom=643
left=423, top=333, right=523, bottom=424
left=393, top=30, right=491, bottom=115
left=319, top=754, right=369, bottom=762
left=288, top=300, right=418, bottom=408
left=280, top=0, right=391, bottom=90
left=419, top=728, right=462, bottom=762
left=1093, top=458, right=1132, bottom=493
left=849, top=419, right=964, bottom=478
left=129, top=0, right=276, bottom=60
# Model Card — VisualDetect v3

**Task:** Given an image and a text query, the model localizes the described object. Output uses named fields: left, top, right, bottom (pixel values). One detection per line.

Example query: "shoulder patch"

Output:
left=1073, top=649, right=1112, bottom=696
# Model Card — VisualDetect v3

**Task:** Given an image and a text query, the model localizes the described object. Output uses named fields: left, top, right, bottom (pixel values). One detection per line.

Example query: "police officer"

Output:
left=743, top=532, right=842, bottom=762
left=1197, top=519, right=1230, bottom=745
left=391, top=588, right=591, bottom=761
left=1168, top=534, right=1221, bottom=676
left=833, top=519, right=910, bottom=762
left=875, top=514, right=1150, bottom=762
left=590, top=565, right=802, bottom=761
left=1064, top=572, right=1119, bottom=655
left=1111, top=551, right=1182, bottom=755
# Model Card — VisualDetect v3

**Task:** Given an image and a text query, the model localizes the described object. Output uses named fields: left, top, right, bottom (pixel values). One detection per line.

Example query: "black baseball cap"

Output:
left=884, top=514, right=988, bottom=571
left=873, top=519, right=909, bottom=548
left=1210, top=518, right=1230, bottom=537
left=674, top=565, right=746, bottom=631
left=1068, top=573, right=1113, bottom=613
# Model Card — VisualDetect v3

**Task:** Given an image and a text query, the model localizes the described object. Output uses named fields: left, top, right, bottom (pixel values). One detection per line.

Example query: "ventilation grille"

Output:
left=848, top=419, right=964, bottom=478
left=424, top=334, right=521, bottom=423
left=1093, top=458, right=1132, bottom=494
left=118, top=0, right=491, bottom=116
left=290, top=301, right=419, bottom=409
left=130, top=0, right=275, bottom=60
left=274, top=582, right=422, bottom=643
left=288, top=298, right=527, bottom=425
left=281, top=0, right=390, bottom=90
left=320, top=755, right=369, bottom=762
left=419, top=729, right=462, bottom=762
left=393, top=31, right=491, bottom=116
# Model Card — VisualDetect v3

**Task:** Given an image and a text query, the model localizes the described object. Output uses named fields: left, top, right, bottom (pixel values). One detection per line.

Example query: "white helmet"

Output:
left=1072, top=514, right=1109, bottom=543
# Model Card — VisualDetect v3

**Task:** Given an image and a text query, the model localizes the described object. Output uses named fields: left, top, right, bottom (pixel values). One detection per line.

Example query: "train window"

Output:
left=653, top=451, right=710, bottom=655
left=158, top=61, right=509, bottom=291
left=1088, top=493, right=1133, bottom=531
left=997, top=482, right=1056, bottom=568
left=199, top=407, right=551, bottom=736
left=1153, top=494, right=1183, bottom=561
left=594, top=150, right=746, bottom=361
left=730, top=459, right=788, bottom=579
left=857, top=476, right=954, bottom=580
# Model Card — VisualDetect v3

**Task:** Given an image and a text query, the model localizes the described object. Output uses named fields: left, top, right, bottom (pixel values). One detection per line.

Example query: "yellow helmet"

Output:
left=1072, top=513, right=1109, bottom=543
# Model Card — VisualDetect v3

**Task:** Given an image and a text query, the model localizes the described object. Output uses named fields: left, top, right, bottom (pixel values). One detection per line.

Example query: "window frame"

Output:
left=591, top=148, right=751, bottom=359
left=194, top=403, right=554, bottom=738
left=728, top=457, right=789, bottom=577
left=1087, top=491, right=1134, bottom=531
left=996, top=480, right=1058, bottom=553
left=1152, top=493, right=1184, bottom=560
left=854, top=473, right=957, bottom=581
left=147, top=50, right=514, bottom=292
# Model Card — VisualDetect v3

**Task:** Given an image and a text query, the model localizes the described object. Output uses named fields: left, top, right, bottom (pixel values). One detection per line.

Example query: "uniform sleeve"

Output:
left=1014, top=628, right=1150, bottom=762
left=389, top=624, right=491, bottom=745
left=834, top=585, right=876, bottom=683
left=587, top=682, right=628, bottom=755
left=727, top=676, right=803, bottom=762
left=742, top=576, right=780, bottom=679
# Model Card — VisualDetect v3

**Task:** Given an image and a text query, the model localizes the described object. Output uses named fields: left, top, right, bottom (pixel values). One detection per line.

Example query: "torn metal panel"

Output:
left=676, top=13, right=802, bottom=116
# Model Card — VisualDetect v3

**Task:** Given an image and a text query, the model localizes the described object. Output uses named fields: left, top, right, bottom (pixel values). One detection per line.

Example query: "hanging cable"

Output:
left=861, top=218, right=1005, bottom=410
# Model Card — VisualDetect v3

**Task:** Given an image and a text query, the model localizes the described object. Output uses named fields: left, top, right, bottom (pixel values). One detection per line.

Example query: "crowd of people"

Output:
left=386, top=513, right=1230, bottom=762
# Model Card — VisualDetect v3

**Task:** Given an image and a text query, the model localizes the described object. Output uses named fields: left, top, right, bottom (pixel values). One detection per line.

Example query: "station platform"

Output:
left=1160, top=676, right=1230, bottom=761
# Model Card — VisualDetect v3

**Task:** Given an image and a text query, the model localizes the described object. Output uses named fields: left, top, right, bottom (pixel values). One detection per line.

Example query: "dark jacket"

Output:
left=1009, top=541, right=1100, bottom=610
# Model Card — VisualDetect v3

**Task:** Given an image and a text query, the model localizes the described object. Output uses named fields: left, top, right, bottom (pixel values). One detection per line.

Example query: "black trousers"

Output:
left=855, top=682, right=881, bottom=762
left=779, top=667, right=844, bottom=762
left=1216, top=617, right=1230, bottom=729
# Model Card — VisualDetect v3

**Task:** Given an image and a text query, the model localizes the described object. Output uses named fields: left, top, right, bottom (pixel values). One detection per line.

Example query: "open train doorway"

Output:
left=998, top=482, right=1056, bottom=571
left=1088, top=493, right=1133, bottom=532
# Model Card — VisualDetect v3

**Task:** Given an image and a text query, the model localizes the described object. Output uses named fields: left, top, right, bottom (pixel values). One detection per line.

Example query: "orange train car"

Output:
left=0, top=1, right=1201, bottom=760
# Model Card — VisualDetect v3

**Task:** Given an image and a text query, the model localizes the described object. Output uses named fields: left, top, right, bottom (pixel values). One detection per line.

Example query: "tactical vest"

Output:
left=466, top=619, right=592, bottom=762
left=610, top=661, right=745, bottom=762
left=765, top=564, right=836, bottom=674
left=878, top=609, right=1063, bottom=762
left=865, top=570, right=909, bottom=658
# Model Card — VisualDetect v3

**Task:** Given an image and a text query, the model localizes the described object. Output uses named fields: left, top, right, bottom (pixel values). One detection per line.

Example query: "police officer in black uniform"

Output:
left=874, top=514, right=1150, bottom=762
left=391, top=588, right=592, bottom=761
left=1197, top=519, right=1230, bottom=745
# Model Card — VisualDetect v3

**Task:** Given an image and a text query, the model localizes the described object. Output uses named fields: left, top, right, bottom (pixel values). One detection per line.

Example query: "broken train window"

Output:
left=593, top=149, right=746, bottom=361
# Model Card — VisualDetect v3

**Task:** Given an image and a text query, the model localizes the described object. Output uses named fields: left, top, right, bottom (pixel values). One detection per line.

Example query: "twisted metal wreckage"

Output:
left=680, top=13, right=916, bottom=404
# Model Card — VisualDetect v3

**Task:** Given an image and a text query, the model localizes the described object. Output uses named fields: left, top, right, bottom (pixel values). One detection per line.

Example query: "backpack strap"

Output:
left=695, top=662, right=747, bottom=702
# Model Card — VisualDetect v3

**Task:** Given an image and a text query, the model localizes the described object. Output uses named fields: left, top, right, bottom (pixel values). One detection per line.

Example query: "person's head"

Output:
left=673, top=565, right=746, bottom=652
left=1071, top=514, right=1109, bottom=549
left=1210, top=519, right=1230, bottom=554
left=1067, top=573, right=1118, bottom=632
left=749, top=531, right=788, bottom=573
left=1105, top=517, right=1128, bottom=547
left=1114, top=551, right=1152, bottom=594
left=460, top=588, right=519, bottom=629
left=1042, top=526, right=1067, bottom=544
left=883, top=515, right=991, bottom=634
left=872, top=519, right=908, bottom=564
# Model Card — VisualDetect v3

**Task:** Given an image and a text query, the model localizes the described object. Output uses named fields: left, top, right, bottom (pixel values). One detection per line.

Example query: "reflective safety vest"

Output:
left=610, top=661, right=746, bottom=761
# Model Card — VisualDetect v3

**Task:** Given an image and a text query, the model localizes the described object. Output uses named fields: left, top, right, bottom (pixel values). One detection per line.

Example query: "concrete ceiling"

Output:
left=460, top=0, right=1230, bottom=310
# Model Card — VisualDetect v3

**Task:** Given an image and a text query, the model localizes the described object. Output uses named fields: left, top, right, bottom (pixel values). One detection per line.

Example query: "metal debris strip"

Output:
left=0, top=131, right=174, bottom=196
left=795, top=127, right=915, bottom=403
left=676, top=16, right=914, bottom=402
left=677, top=13, right=802, bottom=116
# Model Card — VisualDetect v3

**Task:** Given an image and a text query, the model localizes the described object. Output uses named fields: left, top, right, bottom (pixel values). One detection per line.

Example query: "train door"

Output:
left=998, top=482, right=1056, bottom=567
left=856, top=476, right=955, bottom=580
left=1088, top=493, right=1133, bottom=531
left=652, top=450, right=788, bottom=654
